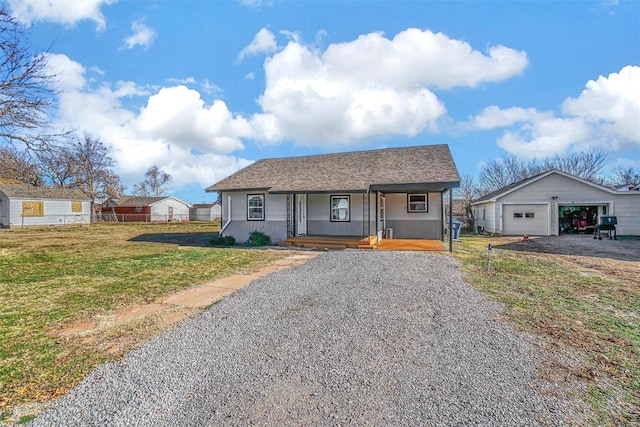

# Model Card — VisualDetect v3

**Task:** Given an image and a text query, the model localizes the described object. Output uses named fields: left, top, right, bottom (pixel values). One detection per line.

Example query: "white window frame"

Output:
left=247, top=194, right=265, bottom=221
left=330, top=195, right=350, bottom=222
left=407, top=193, right=428, bottom=213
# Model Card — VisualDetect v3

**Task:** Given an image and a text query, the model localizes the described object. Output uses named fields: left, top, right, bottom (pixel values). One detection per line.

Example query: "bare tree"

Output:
left=455, top=174, right=482, bottom=220
left=133, top=165, right=172, bottom=197
left=478, top=156, right=543, bottom=194
left=34, top=144, right=76, bottom=187
left=68, top=135, right=122, bottom=206
left=542, top=148, right=607, bottom=183
left=0, top=145, right=42, bottom=184
left=0, top=9, right=58, bottom=150
left=478, top=149, right=609, bottom=194
left=610, top=165, right=640, bottom=187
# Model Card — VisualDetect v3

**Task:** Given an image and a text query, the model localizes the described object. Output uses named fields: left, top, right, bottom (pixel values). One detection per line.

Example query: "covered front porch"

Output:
left=279, top=235, right=445, bottom=251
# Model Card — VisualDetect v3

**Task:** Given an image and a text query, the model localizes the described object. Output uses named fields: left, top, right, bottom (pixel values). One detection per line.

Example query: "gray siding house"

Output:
left=206, top=144, right=460, bottom=245
left=0, top=179, right=91, bottom=228
left=472, top=170, right=640, bottom=236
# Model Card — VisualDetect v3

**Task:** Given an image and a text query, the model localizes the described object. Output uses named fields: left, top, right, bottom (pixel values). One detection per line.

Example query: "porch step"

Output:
left=280, top=235, right=375, bottom=250
left=301, top=243, right=348, bottom=250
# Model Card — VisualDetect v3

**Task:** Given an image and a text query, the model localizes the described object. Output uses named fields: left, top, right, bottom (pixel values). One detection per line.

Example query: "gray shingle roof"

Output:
left=207, top=144, right=460, bottom=193
left=0, top=184, right=89, bottom=200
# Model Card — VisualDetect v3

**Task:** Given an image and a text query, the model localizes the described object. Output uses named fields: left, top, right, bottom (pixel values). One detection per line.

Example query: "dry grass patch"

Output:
left=0, top=222, right=294, bottom=419
left=452, top=235, right=639, bottom=426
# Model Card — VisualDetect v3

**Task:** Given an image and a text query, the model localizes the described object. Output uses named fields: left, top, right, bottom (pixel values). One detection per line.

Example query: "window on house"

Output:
left=247, top=194, right=265, bottom=220
left=134, top=207, right=142, bottom=213
left=22, top=201, right=44, bottom=217
left=71, top=201, right=82, bottom=213
left=513, top=212, right=523, bottom=218
left=330, top=195, right=350, bottom=222
left=407, top=194, right=428, bottom=213
left=525, top=212, right=535, bottom=219
left=483, top=208, right=486, bottom=220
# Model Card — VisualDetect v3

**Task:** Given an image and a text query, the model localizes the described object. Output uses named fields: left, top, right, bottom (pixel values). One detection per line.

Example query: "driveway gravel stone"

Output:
left=31, top=250, right=575, bottom=426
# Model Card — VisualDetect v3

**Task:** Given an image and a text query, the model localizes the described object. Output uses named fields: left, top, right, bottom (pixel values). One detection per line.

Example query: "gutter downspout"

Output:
left=220, top=195, right=232, bottom=234
left=449, top=188, right=453, bottom=253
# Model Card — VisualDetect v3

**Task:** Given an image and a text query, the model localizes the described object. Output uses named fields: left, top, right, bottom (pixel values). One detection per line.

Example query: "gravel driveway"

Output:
left=31, top=251, right=575, bottom=426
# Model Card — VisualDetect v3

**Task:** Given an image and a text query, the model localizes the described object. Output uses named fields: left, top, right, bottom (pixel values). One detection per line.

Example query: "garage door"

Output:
left=503, top=204, right=548, bottom=236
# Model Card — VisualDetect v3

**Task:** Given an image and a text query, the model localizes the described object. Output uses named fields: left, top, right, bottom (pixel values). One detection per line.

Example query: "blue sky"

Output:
left=7, top=0, right=639, bottom=203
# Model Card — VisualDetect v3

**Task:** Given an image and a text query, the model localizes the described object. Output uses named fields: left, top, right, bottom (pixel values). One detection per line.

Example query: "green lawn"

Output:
left=451, top=235, right=639, bottom=426
left=0, top=222, right=292, bottom=416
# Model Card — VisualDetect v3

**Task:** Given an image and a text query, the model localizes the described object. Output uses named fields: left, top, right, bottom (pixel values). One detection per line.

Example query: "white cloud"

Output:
left=122, top=20, right=157, bottom=50
left=562, top=65, right=640, bottom=147
left=497, top=118, right=593, bottom=158
left=43, top=53, right=86, bottom=91
left=167, top=77, right=196, bottom=85
left=469, top=106, right=552, bottom=130
left=44, top=54, right=253, bottom=190
left=471, top=66, right=640, bottom=158
left=238, top=28, right=278, bottom=61
left=200, top=79, right=223, bottom=96
left=279, top=30, right=301, bottom=43
left=238, top=0, right=273, bottom=8
left=136, top=86, right=250, bottom=154
left=245, top=72, right=255, bottom=80
left=250, top=28, right=527, bottom=146
left=7, top=0, right=116, bottom=30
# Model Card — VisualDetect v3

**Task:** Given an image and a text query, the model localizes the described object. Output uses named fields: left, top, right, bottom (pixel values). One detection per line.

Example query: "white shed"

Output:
left=0, top=180, right=91, bottom=228
left=189, top=202, right=221, bottom=221
left=472, top=170, right=640, bottom=236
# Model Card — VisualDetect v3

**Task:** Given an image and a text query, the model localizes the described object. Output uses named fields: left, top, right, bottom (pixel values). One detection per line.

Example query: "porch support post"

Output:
left=375, top=191, right=379, bottom=238
left=448, top=187, right=453, bottom=252
left=366, top=190, right=371, bottom=237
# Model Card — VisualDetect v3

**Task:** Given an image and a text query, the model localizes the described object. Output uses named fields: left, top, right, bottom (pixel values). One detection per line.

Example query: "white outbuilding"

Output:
left=472, top=170, right=640, bottom=236
left=0, top=179, right=91, bottom=228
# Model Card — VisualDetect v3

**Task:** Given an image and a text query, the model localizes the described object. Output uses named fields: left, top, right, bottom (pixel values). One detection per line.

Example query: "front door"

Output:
left=168, top=206, right=174, bottom=222
left=297, top=194, right=307, bottom=235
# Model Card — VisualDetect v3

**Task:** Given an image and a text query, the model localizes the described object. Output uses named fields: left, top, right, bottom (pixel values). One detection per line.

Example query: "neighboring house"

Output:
left=472, top=169, right=640, bottom=236
left=0, top=179, right=91, bottom=228
left=189, top=202, right=221, bottom=222
left=102, top=195, right=192, bottom=222
left=614, top=184, right=640, bottom=192
left=206, top=144, right=460, bottom=244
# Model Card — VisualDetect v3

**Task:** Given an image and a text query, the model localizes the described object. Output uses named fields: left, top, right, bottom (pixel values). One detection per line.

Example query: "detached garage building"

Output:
left=0, top=179, right=91, bottom=228
left=472, top=170, right=640, bottom=236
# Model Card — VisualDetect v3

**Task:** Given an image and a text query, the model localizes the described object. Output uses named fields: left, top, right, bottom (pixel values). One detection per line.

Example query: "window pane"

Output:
left=407, top=194, right=427, bottom=212
left=247, top=195, right=264, bottom=220
left=513, top=212, right=523, bottom=218
left=248, top=195, right=263, bottom=207
left=525, top=212, right=535, bottom=218
left=249, top=208, right=263, bottom=219
left=331, top=196, right=349, bottom=221
left=332, top=197, right=348, bottom=208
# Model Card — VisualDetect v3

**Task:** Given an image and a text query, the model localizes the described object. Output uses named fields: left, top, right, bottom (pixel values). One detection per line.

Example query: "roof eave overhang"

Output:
left=268, top=189, right=368, bottom=194
left=210, top=187, right=272, bottom=193
left=370, top=181, right=460, bottom=193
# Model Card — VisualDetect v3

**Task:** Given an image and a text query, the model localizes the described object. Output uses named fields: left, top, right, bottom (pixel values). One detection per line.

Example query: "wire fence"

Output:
left=96, top=213, right=190, bottom=223
left=14, top=214, right=91, bottom=229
